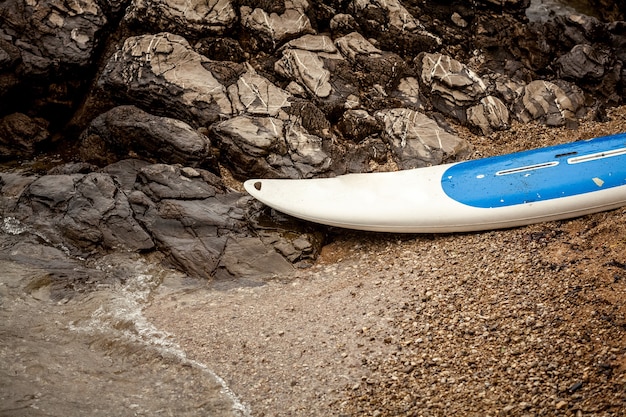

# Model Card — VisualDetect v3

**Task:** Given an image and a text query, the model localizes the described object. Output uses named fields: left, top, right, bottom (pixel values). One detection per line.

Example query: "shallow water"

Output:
left=0, top=221, right=249, bottom=417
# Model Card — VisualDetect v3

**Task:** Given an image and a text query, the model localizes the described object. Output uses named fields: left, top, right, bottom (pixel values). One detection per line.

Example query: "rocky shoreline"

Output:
left=2, top=0, right=626, bottom=280
left=2, top=0, right=626, bottom=415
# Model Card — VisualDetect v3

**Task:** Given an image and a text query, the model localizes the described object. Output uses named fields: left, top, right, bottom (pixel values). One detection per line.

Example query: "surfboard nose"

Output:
left=244, top=179, right=264, bottom=196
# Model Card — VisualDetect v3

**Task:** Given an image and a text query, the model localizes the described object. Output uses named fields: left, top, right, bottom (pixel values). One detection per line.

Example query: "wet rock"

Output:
left=78, top=105, right=216, bottom=168
left=0, top=113, right=49, bottom=160
left=212, top=115, right=333, bottom=179
left=135, top=163, right=219, bottom=201
left=128, top=163, right=294, bottom=279
left=17, top=172, right=154, bottom=255
left=245, top=200, right=324, bottom=265
left=375, top=108, right=470, bottom=169
left=0, top=173, right=36, bottom=213
left=124, top=0, right=237, bottom=37
left=101, top=159, right=150, bottom=191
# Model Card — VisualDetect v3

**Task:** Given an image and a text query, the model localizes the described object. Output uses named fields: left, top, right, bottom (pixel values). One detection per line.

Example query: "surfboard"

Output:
left=244, top=133, right=626, bottom=233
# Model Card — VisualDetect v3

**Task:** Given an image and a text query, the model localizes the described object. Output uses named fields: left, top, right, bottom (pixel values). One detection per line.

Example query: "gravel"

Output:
left=146, top=107, right=626, bottom=416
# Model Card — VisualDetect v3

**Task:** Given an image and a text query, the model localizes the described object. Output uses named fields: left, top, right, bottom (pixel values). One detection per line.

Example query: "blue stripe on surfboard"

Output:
left=441, top=133, right=626, bottom=208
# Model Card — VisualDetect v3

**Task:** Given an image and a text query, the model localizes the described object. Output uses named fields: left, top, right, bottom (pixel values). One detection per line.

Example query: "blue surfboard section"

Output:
left=441, top=133, right=626, bottom=208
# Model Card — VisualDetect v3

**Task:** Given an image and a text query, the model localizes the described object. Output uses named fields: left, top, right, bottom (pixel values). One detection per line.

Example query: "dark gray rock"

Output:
left=129, top=163, right=298, bottom=279
left=0, top=0, right=107, bottom=76
left=0, top=113, right=49, bottom=160
left=557, top=44, right=613, bottom=80
left=135, top=163, right=218, bottom=201
left=0, top=173, right=36, bottom=213
left=17, top=173, right=154, bottom=255
left=3, top=0, right=626, bottom=283
left=79, top=105, right=216, bottom=168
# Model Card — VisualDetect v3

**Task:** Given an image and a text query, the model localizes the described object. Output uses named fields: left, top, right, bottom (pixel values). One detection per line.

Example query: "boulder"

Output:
left=79, top=105, right=216, bottom=168
left=240, top=0, right=314, bottom=50
left=99, top=32, right=233, bottom=126
left=513, top=80, right=584, bottom=127
left=0, top=0, right=107, bottom=76
left=0, top=113, right=49, bottom=160
left=212, top=115, right=333, bottom=179
left=17, top=172, right=154, bottom=255
left=376, top=108, right=471, bottom=169
left=124, top=0, right=237, bottom=37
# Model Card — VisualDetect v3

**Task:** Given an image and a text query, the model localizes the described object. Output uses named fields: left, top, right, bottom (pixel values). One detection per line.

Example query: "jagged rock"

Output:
left=78, top=105, right=216, bottom=168
left=228, top=65, right=292, bottom=116
left=99, top=32, right=233, bottom=125
left=350, top=0, right=441, bottom=55
left=212, top=115, right=333, bottom=179
left=128, top=163, right=296, bottom=279
left=0, top=113, right=49, bottom=160
left=466, top=96, right=511, bottom=135
left=0, top=173, right=36, bottom=213
left=275, top=48, right=332, bottom=97
left=3, top=0, right=626, bottom=282
left=135, top=163, right=219, bottom=201
left=240, top=0, right=314, bottom=49
left=376, top=108, right=471, bottom=169
left=124, top=0, right=237, bottom=37
left=337, top=110, right=382, bottom=142
left=418, top=52, right=487, bottom=119
left=17, top=172, right=154, bottom=255
left=557, top=44, right=612, bottom=80
left=102, top=159, right=151, bottom=191
left=0, top=0, right=107, bottom=76
left=335, top=32, right=382, bottom=62
left=513, top=80, right=584, bottom=127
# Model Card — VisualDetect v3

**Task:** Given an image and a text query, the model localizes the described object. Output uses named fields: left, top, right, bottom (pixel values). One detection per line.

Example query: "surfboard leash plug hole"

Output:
left=254, top=181, right=262, bottom=191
